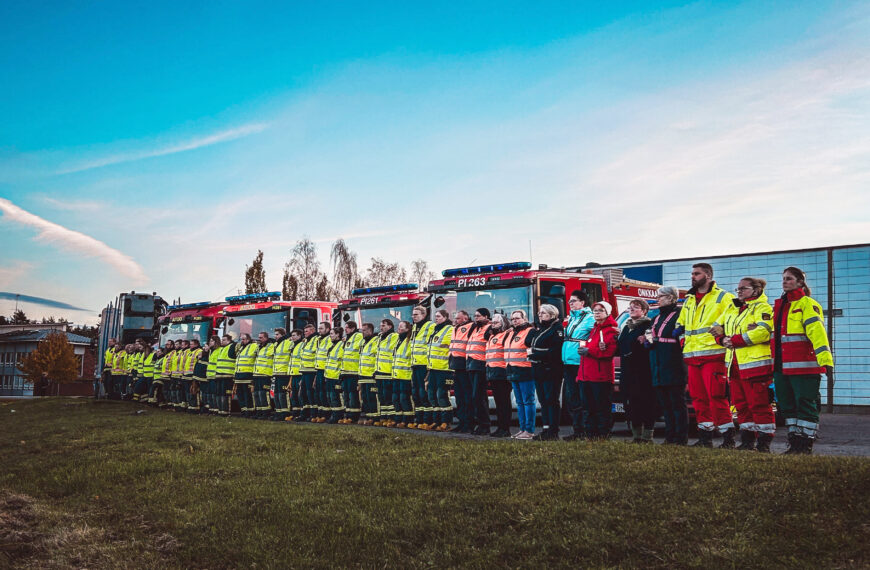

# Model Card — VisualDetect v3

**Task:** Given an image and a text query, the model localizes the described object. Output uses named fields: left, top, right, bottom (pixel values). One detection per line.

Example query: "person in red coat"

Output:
left=576, top=301, right=620, bottom=439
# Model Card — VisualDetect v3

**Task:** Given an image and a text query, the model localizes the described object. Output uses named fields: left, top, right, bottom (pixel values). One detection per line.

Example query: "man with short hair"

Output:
left=338, top=321, right=364, bottom=424
left=271, top=328, right=293, bottom=421
left=100, top=338, right=117, bottom=399
left=253, top=331, right=275, bottom=419
left=214, top=335, right=237, bottom=415
left=313, top=321, right=333, bottom=422
left=677, top=263, right=736, bottom=448
left=285, top=329, right=305, bottom=421
left=295, top=324, right=319, bottom=421
left=467, top=308, right=493, bottom=435
left=374, top=319, right=399, bottom=426
left=234, top=333, right=259, bottom=418
left=357, top=323, right=379, bottom=425
left=409, top=306, right=436, bottom=429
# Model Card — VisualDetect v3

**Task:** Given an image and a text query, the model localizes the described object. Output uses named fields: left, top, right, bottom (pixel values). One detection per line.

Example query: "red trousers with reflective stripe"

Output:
left=730, top=368, right=775, bottom=434
left=687, top=360, right=732, bottom=431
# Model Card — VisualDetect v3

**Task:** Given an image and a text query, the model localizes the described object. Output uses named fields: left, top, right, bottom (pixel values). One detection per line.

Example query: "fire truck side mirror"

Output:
left=343, top=313, right=350, bottom=322
left=228, top=318, right=235, bottom=326
left=161, top=327, right=168, bottom=334
left=434, top=296, right=445, bottom=308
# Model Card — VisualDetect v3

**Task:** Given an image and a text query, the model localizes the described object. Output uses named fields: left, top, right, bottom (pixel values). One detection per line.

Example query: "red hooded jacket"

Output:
left=576, top=316, right=620, bottom=383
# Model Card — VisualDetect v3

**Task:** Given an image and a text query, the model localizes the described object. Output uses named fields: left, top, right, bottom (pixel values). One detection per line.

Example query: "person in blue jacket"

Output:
left=561, top=290, right=595, bottom=441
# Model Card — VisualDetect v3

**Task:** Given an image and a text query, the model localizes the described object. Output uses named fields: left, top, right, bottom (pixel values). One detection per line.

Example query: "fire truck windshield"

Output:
left=359, top=305, right=416, bottom=329
left=160, top=322, right=210, bottom=346
left=224, top=311, right=286, bottom=341
left=436, top=286, right=533, bottom=321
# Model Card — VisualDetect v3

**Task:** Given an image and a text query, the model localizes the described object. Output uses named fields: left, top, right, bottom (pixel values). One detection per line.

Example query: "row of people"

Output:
left=101, top=264, right=832, bottom=453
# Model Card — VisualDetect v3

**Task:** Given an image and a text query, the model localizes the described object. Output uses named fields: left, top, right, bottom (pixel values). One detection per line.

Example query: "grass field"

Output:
left=1, top=398, right=868, bottom=569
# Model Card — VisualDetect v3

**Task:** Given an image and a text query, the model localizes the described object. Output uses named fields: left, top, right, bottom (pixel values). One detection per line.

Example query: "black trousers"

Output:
left=489, top=377, right=512, bottom=432
left=656, top=384, right=688, bottom=443
left=580, top=381, right=613, bottom=437
left=469, top=369, right=490, bottom=429
left=623, top=377, right=658, bottom=428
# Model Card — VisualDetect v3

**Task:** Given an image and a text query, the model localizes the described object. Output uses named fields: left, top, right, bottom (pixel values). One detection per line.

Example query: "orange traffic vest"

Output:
left=504, top=327, right=533, bottom=368
left=466, top=323, right=491, bottom=362
left=449, top=323, right=472, bottom=359
left=485, top=330, right=509, bottom=369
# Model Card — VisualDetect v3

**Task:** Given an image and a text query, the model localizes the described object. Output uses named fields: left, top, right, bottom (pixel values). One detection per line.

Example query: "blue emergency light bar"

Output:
left=225, top=291, right=282, bottom=304
left=167, top=301, right=214, bottom=311
left=351, top=283, right=419, bottom=296
left=442, top=262, right=532, bottom=278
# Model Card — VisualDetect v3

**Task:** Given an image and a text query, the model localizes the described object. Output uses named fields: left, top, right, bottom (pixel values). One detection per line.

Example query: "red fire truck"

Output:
left=337, top=283, right=428, bottom=328
left=221, top=292, right=337, bottom=340
left=425, top=262, right=660, bottom=323
left=426, top=262, right=667, bottom=422
left=158, top=301, right=227, bottom=347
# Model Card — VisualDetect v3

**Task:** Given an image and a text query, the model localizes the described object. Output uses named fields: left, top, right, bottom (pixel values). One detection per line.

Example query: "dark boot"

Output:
left=630, top=425, right=642, bottom=444
left=736, top=430, right=756, bottom=451
left=783, top=432, right=800, bottom=454
left=718, top=428, right=736, bottom=449
left=801, top=436, right=814, bottom=455
left=692, top=430, right=713, bottom=448
left=755, top=433, right=773, bottom=453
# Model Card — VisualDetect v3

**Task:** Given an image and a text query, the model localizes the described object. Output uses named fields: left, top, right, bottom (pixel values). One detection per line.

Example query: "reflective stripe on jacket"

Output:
left=466, top=323, right=491, bottom=362
left=359, top=337, right=379, bottom=377
left=235, top=343, right=259, bottom=374
left=392, top=337, right=413, bottom=380
left=486, top=330, right=509, bottom=369
left=427, top=324, right=453, bottom=371
left=341, top=332, right=364, bottom=373
left=273, top=338, right=294, bottom=375
left=411, top=321, right=435, bottom=366
left=324, top=341, right=344, bottom=380
left=375, top=332, right=399, bottom=377
left=715, top=294, right=773, bottom=380
left=773, top=290, right=833, bottom=375
left=253, top=342, right=274, bottom=377
left=677, top=282, right=734, bottom=362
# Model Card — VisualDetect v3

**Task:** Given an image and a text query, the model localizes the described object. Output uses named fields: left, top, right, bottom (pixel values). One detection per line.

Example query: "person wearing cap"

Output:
left=646, top=286, right=688, bottom=444
left=467, top=307, right=494, bottom=436
left=772, top=267, right=833, bottom=454
left=617, top=300, right=655, bottom=443
left=561, top=291, right=595, bottom=441
left=529, top=304, right=564, bottom=441
left=676, top=263, right=735, bottom=448
left=577, top=301, right=619, bottom=439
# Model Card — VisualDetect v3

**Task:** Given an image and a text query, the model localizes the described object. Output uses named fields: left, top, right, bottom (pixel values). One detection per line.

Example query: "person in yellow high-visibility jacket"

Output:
left=712, top=277, right=775, bottom=452
left=676, top=263, right=735, bottom=448
left=234, top=333, right=259, bottom=418
left=338, top=321, right=364, bottom=424
left=252, top=331, right=275, bottom=419
left=772, top=267, right=833, bottom=455
left=357, top=323, right=379, bottom=425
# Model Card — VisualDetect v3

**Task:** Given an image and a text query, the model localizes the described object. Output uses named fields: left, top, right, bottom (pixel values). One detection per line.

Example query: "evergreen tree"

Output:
left=11, top=308, right=28, bottom=324
left=244, top=250, right=267, bottom=294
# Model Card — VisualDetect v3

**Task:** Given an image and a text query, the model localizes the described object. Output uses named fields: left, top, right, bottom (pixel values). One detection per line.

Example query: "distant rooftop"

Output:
left=0, top=328, right=91, bottom=345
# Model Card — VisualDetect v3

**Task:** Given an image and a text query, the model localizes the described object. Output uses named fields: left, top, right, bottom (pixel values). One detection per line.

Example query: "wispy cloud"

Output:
left=0, top=292, right=90, bottom=312
left=0, top=198, right=148, bottom=281
left=0, top=261, right=34, bottom=288
left=40, top=196, right=104, bottom=212
left=57, top=122, right=270, bottom=174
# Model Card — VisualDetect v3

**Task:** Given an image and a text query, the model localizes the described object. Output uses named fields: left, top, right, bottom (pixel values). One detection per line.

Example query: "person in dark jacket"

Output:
left=617, top=299, right=656, bottom=443
left=577, top=301, right=619, bottom=439
left=530, top=304, right=564, bottom=441
left=645, top=286, right=688, bottom=445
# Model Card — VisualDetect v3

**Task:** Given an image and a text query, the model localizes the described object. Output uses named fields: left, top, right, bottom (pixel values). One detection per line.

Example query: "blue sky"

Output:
left=2, top=1, right=869, bottom=324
